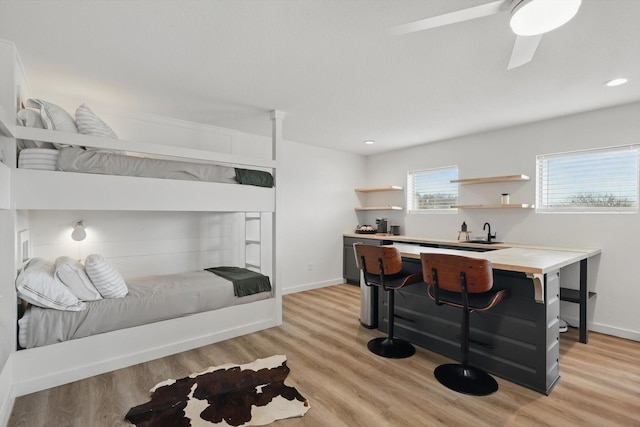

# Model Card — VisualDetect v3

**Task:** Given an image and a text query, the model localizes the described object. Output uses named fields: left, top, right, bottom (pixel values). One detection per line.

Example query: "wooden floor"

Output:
left=8, top=284, right=640, bottom=426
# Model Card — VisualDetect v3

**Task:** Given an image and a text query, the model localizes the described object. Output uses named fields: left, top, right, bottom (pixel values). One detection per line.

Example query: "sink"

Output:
left=466, top=239, right=503, bottom=245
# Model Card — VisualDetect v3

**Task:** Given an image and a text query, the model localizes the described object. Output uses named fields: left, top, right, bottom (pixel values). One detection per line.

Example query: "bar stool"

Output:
left=354, top=243, right=423, bottom=358
left=420, top=253, right=508, bottom=395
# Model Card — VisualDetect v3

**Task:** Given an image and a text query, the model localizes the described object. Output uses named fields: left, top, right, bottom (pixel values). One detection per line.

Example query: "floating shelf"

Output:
left=451, top=175, right=530, bottom=185
left=452, top=204, right=534, bottom=209
left=355, top=206, right=403, bottom=211
left=355, top=186, right=403, bottom=193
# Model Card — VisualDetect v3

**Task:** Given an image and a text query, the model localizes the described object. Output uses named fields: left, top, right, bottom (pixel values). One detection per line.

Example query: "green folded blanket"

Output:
left=234, top=168, right=274, bottom=188
left=205, top=266, right=272, bottom=297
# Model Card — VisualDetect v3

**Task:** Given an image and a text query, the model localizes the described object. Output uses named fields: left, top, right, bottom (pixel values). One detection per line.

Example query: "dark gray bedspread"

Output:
left=204, top=266, right=272, bottom=297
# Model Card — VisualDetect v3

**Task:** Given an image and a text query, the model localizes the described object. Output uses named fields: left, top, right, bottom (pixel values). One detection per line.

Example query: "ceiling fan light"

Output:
left=510, top=0, right=582, bottom=36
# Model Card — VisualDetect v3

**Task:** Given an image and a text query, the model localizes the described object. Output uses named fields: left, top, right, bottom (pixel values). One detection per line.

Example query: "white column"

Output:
left=270, top=110, right=284, bottom=324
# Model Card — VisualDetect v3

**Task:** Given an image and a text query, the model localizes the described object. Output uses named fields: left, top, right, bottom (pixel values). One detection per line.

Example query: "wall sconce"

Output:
left=71, top=220, right=87, bottom=242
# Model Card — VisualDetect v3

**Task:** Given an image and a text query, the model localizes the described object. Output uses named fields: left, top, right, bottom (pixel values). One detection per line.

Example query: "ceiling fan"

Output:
left=388, top=0, right=582, bottom=70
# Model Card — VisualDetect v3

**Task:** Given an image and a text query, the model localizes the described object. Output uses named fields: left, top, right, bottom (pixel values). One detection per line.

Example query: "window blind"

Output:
left=407, top=166, right=458, bottom=212
left=536, top=145, right=639, bottom=213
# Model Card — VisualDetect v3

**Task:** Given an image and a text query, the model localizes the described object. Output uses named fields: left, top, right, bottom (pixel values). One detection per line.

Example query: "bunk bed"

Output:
left=0, top=39, right=283, bottom=398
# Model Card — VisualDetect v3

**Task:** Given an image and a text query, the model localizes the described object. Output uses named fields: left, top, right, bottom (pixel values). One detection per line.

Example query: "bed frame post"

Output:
left=0, top=39, right=20, bottom=426
left=0, top=39, right=29, bottom=169
left=270, top=110, right=283, bottom=325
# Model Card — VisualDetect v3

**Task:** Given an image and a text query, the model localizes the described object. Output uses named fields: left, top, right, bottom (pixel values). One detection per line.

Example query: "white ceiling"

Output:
left=1, top=0, right=639, bottom=155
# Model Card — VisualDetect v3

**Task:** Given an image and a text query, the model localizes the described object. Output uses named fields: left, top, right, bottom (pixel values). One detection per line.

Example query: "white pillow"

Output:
left=16, top=109, right=56, bottom=150
left=84, top=254, right=128, bottom=298
left=54, top=256, right=103, bottom=301
left=75, top=103, right=118, bottom=139
left=26, top=99, right=78, bottom=133
left=16, top=258, right=86, bottom=311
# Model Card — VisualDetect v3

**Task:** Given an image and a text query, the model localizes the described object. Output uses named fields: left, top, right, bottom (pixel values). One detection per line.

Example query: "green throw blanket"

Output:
left=234, top=168, right=274, bottom=188
left=205, top=266, right=272, bottom=297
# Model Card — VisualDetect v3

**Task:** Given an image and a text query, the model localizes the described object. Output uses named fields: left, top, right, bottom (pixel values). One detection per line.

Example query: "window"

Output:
left=407, top=166, right=458, bottom=213
left=536, top=145, right=639, bottom=213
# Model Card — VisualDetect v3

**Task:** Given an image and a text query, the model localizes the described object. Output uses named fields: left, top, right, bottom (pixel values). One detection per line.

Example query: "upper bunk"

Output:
left=0, top=39, right=280, bottom=213
left=2, top=121, right=277, bottom=212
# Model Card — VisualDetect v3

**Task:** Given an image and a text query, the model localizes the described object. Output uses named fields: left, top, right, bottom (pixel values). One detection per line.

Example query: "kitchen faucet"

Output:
left=483, top=222, right=496, bottom=243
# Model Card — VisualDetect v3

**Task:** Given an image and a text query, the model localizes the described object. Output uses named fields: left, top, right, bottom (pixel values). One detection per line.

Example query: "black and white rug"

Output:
left=125, top=355, right=310, bottom=426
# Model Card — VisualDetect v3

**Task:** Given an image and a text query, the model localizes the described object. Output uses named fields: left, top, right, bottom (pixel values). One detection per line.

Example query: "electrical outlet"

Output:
left=308, top=262, right=313, bottom=271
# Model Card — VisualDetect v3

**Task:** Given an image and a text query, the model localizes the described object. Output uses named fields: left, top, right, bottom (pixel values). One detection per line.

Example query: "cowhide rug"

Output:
left=125, top=355, right=310, bottom=427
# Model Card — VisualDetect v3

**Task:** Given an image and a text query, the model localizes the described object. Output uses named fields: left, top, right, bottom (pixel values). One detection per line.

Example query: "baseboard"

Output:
left=282, top=278, right=345, bottom=295
left=0, top=358, right=14, bottom=427
left=562, top=316, right=640, bottom=342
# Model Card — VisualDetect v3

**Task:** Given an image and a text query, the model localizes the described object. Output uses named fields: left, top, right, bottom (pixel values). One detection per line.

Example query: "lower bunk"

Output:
left=12, top=268, right=280, bottom=396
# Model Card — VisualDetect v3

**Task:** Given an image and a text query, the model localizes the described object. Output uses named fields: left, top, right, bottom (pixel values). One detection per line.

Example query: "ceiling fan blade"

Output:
left=507, top=34, right=543, bottom=70
left=388, top=0, right=506, bottom=35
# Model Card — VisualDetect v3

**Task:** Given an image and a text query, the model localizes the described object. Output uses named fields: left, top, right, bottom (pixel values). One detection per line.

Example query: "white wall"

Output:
left=277, top=139, right=366, bottom=294
left=365, top=102, right=640, bottom=341
left=26, top=211, right=241, bottom=279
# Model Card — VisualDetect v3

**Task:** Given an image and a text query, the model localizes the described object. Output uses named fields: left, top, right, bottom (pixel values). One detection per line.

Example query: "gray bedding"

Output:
left=57, top=147, right=239, bottom=184
left=18, top=271, right=271, bottom=349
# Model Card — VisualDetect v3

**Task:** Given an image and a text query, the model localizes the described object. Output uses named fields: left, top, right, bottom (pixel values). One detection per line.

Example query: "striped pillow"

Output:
left=75, top=103, right=118, bottom=139
left=84, top=254, right=128, bottom=298
left=18, top=148, right=59, bottom=171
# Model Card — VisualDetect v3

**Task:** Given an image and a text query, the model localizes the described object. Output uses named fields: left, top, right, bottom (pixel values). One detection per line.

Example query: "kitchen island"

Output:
left=345, top=234, right=600, bottom=394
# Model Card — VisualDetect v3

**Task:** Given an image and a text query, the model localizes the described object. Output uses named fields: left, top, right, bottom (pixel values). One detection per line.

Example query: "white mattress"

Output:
left=18, top=148, right=59, bottom=171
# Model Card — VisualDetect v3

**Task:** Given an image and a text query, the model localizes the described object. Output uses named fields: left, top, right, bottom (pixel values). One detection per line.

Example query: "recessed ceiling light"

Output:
left=604, top=78, right=628, bottom=87
left=364, top=140, right=375, bottom=145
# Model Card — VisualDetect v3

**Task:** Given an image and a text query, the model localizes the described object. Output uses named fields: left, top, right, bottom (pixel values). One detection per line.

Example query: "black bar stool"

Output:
left=354, top=243, right=423, bottom=358
left=420, top=253, right=508, bottom=395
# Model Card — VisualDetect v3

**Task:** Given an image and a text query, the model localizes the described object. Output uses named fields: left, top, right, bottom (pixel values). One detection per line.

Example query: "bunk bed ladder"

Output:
left=244, top=212, right=261, bottom=272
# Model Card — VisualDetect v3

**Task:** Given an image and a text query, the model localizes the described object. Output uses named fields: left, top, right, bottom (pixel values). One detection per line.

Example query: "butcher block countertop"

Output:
left=344, top=233, right=601, bottom=275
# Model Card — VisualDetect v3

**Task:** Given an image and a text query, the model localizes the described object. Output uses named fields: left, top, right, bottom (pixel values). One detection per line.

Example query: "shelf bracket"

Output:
left=527, top=273, right=545, bottom=304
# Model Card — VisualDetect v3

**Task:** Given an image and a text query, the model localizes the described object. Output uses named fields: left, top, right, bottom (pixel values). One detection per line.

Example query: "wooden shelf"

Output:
left=451, top=175, right=530, bottom=185
left=355, top=185, right=404, bottom=211
left=355, top=206, right=403, bottom=211
left=452, top=204, right=534, bottom=209
left=355, top=186, right=403, bottom=193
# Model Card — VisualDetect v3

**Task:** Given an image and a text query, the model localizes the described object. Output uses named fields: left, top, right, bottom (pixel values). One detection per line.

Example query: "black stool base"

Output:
left=367, top=337, right=415, bottom=359
left=434, top=363, right=498, bottom=396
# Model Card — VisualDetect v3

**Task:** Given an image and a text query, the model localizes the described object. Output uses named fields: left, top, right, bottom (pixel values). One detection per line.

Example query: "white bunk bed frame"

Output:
left=0, top=39, right=282, bottom=419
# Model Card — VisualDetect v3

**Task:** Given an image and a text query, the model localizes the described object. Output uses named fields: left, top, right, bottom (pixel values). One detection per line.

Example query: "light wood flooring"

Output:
left=8, top=284, right=640, bottom=426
